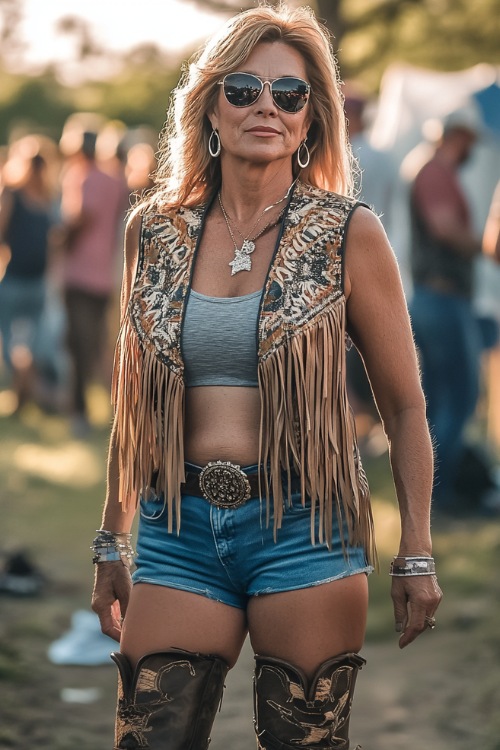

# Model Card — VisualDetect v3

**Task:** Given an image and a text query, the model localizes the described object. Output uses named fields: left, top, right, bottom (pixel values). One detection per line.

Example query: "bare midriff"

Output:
left=184, top=385, right=261, bottom=467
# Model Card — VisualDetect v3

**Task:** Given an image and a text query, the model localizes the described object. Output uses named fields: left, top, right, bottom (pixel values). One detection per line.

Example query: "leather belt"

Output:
left=181, top=460, right=259, bottom=508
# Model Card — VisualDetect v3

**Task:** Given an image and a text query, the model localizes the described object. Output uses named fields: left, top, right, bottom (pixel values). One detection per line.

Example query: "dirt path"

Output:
left=211, top=627, right=485, bottom=750
left=1, top=584, right=497, bottom=749
left=1, top=419, right=498, bottom=750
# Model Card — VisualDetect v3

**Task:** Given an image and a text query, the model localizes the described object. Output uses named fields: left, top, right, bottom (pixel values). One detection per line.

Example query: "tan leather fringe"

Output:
left=258, top=297, right=377, bottom=566
left=112, top=316, right=185, bottom=532
left=112, top=300, right=375, bottom=564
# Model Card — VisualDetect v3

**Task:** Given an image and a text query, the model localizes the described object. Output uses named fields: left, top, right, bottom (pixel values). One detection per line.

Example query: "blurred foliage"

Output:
left=65, top=47, right=180, bottom=134
left=1, top=0, right=500, bottom=145
left=194, top=0, right=500, bottom=88
left=0, top=45, right=180, bottom=145
left=0, top=69, right=73, bottom=144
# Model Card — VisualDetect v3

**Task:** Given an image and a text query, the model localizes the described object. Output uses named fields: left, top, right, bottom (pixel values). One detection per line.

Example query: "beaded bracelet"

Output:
left=389, top=556, right=436, bottom=576
left=91, top=529, right=135, bottom=567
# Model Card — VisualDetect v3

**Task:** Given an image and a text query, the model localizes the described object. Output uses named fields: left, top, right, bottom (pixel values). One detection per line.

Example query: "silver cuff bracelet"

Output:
left=91, top=530, right=134, bottom=567
left=389, top=556, right=436, bottom=576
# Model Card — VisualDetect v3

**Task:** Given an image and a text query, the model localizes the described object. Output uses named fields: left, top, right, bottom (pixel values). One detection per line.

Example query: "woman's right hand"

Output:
left=91, top=561, right=132, bottom=642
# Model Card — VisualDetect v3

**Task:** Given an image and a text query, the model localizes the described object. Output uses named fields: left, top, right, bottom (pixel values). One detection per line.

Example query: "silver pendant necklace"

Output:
left=218, top=182, right=295, bottom=276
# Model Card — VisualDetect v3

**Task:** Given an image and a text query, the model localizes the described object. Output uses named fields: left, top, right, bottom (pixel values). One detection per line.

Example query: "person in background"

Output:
left=343, top=89, right=398, bottom=457
left=0, top=138, right=59, bottom=412
left=59, top=129, right=127, bottom=436
left=481, top=181, right=500, bottom=499
left=344, top=88, right=396, bottom=234
left=408, top=110, right=484, bottom=513
left=91, top=6, right=442, bottom=749
left=483, top=180, right=500, bottom=264
left=125, top=141, right=156, bottom=204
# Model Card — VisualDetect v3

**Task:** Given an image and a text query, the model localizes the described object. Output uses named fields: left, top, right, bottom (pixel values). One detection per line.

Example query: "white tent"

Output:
left=367, top=63, right=500, bottom=316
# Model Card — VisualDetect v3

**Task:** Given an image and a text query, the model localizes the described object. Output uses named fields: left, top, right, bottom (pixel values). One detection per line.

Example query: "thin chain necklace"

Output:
left=218, top=181, right=295, bottom=275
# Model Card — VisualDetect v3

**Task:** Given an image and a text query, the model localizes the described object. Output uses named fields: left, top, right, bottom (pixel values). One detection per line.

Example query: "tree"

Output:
left=0, top=0, right=24, bottom=61
left=0, top=3, right=179, bottom=143
left=0, top=69, right=74, bottom=144
left=1, top=0, right=498, bottom=145
left=189, top=0, right=500, bottom=89
left=55, top=15, right=106, bottom=62
left=0, top=43, right=180, bottom=145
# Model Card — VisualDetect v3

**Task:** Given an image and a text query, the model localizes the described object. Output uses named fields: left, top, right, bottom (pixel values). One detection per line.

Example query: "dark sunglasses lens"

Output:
left=272, top=78, right=309, bottom=113
left=223, top=73, right=262, bottom=107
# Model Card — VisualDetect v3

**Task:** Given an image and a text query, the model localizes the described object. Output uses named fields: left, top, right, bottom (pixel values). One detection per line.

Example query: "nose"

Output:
left=256, top=80, right=278, bottom=115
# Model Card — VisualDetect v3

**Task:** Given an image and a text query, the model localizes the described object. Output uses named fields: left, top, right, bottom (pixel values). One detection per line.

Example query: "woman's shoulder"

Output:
left=125, top=201, right=208, bottom=265
left=293, top=181, right=368, bottom=231
left=0, top=186, right=17, bottom=205
left=295, top=180, right=360, bottom=210
left=138, top=201, right=208, bottom=230
left=124, top=204, right=180, bottom=242
left=343, top=202, right=392, bottom=270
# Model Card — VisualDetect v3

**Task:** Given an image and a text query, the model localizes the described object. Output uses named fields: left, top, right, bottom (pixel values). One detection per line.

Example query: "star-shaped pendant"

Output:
left=229, top=252, right=253, bottom=275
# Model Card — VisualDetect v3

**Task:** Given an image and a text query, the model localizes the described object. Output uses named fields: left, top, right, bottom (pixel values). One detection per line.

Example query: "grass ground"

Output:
left=0, top=388, right=499, bottom=749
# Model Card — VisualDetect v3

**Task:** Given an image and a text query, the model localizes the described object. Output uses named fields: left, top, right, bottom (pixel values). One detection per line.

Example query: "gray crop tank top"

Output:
left=181, top=288, right=262, bottom=387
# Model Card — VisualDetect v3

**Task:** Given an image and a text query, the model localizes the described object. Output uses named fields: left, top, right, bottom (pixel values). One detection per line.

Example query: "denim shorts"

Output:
left=132, top=465, right=372, bottom=609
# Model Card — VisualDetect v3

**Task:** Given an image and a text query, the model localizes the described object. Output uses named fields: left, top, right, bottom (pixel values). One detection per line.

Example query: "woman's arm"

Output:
left=91, top=211, right=142, bottom=641
left=483, top=183, right=500, bottom=264
left=344, top=206, right=442, bottom=648
left=0, top=188, right=13, bottom=276
left=100, top=209, right=142, bottom=531
left=0, top=187, right=14, bottom=236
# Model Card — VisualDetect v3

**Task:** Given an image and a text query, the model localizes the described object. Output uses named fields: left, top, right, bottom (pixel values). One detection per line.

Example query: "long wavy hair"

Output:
left=139, top=3, right=354, bottom=212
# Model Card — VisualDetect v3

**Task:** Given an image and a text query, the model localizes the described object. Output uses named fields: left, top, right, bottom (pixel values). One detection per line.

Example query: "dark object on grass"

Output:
left=0, top=550, right=45, bottom=596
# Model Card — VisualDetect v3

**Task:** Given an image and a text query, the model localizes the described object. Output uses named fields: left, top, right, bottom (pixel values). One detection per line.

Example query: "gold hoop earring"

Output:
left=297, top=139, right=310, bottom=169
left=209, top=129, right=221, bottom=158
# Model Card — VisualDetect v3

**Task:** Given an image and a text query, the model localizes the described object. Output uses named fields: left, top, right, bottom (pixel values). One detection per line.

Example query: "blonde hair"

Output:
left=141, top=3, right=354, bottom=211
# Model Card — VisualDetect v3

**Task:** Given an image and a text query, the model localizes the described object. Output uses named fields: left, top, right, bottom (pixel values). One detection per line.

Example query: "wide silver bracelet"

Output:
left=389, top=556, right=436, bottom=576
left=91, top=529, right=135, bottom=567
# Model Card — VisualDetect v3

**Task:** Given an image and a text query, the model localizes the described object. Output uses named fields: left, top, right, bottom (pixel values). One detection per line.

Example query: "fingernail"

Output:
left=395, top=622, right=403, bottom=633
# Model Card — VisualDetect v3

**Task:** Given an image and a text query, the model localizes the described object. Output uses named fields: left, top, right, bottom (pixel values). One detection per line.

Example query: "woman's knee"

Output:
left=248, top=574, right=368, bottom=676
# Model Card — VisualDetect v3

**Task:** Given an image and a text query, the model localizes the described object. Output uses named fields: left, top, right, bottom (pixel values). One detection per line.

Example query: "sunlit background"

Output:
left=9, top=0, right=222, bottom=81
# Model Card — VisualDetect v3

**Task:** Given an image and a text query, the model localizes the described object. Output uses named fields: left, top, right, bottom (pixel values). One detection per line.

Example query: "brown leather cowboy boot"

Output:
left=111, top=648, right=229, bottom=749
left=253, top=651, right=365, bottom=749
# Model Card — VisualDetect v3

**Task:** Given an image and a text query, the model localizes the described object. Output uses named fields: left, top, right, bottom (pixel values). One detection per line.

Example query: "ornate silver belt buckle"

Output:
left=199, top=460, right=252, bottom=508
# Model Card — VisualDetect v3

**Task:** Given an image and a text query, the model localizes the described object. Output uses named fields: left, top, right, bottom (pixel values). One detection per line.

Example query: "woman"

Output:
left=0, top=140, right=58, bottom=411
left=91, top=6, right=442, bottom=749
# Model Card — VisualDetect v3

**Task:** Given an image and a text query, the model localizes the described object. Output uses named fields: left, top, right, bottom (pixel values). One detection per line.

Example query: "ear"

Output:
left=301, top=112, right=313, bottom=143
left=207, top=102, right=220, bottom=132
left=300, top=123, right=311, bottom=144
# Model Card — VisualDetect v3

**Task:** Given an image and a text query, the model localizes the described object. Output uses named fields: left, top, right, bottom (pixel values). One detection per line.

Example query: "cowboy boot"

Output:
left=111, top=648, right=229, bottom=749
left=253, top=651, right=365, bottom=749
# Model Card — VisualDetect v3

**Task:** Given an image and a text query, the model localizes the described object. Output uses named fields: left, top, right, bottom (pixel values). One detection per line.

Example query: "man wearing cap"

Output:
left=408, top=109, right=483, bottom=512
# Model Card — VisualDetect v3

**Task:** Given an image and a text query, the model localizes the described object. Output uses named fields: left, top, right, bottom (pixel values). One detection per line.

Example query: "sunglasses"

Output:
left=218, top=72, right=311, bottom=114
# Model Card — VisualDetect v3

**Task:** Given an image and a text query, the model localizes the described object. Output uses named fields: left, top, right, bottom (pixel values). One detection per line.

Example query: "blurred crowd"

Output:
left=0, top=95, right=499, bottom=516
left=0, top=114, right=157, bottom=436
left=343, top=85, right=500, bottom=517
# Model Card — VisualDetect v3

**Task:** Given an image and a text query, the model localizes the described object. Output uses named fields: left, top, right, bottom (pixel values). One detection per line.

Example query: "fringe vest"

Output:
left=112, top=180, right=376, bottom=563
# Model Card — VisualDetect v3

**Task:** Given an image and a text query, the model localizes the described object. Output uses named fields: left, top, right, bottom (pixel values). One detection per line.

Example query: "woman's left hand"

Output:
left=391, top=575, right=443, bottom=648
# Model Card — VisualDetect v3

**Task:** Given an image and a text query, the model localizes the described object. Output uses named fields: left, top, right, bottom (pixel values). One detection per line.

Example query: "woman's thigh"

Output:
left=120, top=583, right=248, bottom=668
left=247, top=573, right=368, bottom=679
